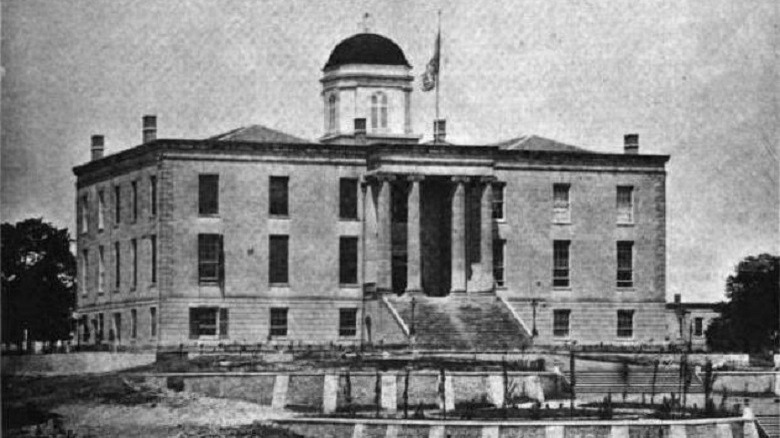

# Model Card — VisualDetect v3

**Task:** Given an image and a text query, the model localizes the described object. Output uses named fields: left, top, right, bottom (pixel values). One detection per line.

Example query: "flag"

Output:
left=421, top=31, right=440, bottom=92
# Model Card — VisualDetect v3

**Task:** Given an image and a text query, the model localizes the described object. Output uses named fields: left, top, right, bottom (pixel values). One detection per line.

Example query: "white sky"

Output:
left=2, top=0, right=778, bottom=302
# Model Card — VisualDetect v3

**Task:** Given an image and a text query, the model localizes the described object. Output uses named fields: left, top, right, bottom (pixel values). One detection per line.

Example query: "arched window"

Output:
left=327, top=94, right=338, bottom=133
left=370, top=92, right=388, bottom=131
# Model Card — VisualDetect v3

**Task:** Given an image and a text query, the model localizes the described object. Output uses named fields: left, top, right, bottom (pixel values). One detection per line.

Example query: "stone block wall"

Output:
left=159, top=297, right=364, bottom=345
left=512, top=300, right=667, bottom=346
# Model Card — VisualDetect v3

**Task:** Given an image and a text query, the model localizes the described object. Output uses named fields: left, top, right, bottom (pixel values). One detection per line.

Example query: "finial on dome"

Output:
left=359, top=12, right=374, bottom=33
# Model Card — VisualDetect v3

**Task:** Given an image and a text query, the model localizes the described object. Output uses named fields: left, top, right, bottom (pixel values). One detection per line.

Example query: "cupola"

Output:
left=320, top=33, right=420, bottom=145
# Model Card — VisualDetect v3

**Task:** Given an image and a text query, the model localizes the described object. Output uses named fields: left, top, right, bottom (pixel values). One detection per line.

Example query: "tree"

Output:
left=706, top=254, right=779, bottom=353
left=1, top=218, right=76, bottom=350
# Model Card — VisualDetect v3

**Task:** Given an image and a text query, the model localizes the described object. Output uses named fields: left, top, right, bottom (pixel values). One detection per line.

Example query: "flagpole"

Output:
left=435, top=9, right=441, bottom=122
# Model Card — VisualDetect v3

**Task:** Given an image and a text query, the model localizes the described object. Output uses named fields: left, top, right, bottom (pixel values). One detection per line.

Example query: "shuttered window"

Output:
left=270, top=308, right=288, bottom=337
left=553, top=240, right=570, bottom=287
left=198, top=234, right=223, bottom=284
left=553, top=183, right=570, bottom=223
left=188, top=308, right=227, bottom=339
left=617, top=186, right=634, bottom=224
left=617, top=310, right=634, bottom=338
left=198, top=174, right=219, bottom=215
left=339, top=308, right=357, bottom=337
left=339, top=178, right=358, bottom=220
left=339, top=237, right=358, bottom=284
left=553, top=310, right=570, bottom=337
left=269, top=176, right=289, bottom=216
left=493, top=239, right=506, bottom=287
left=269, top=235, right=289, bottom=284
left=617, top=241, right=633, bottom=288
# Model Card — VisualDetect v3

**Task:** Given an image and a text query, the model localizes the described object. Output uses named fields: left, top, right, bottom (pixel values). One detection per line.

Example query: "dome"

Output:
left=324, top=33, right=411, bottom=70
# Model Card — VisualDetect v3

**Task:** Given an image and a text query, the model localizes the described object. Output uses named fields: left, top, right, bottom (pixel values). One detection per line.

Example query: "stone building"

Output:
left=666, top=294, right=721, bottom=351
left=73, top=32, right=670, bottom=350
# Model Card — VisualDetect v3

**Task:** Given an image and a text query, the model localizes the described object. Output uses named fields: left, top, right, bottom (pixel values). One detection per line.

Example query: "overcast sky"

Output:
left=2, top=0, right=778, bottom=302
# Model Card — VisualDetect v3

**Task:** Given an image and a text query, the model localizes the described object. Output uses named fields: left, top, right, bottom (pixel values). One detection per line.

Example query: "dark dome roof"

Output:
left=324, top=33, right=410, bottom=70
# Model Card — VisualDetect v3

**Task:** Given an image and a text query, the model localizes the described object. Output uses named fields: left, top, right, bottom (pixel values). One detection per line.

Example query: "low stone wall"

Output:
left=274, top=416, right=757, bottom=438
left=713, top=372, right=780, bottom=396
left=1, top=352, right=156, bottom=376
left=140, top=371, right=562, bottom=412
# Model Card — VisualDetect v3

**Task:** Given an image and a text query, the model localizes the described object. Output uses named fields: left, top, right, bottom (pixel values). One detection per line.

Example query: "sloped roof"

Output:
left=207, top=125, right=311, bottom=144
left=494, top=135, right=594, bottom=153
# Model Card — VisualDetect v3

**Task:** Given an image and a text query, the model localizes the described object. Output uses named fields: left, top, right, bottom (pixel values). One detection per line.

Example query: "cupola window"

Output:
left=327, top=94, right=338, bottom=133
left=370, top=92, right=388, bottom=131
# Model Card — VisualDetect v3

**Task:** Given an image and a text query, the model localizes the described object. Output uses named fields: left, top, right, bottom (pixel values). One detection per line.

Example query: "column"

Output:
left=405, top=175, right=423, bottom=294
left=362, top=181, right=378, bottom=289
left=376, top=175, right=394, bottom=293
left=450, top=177, right=468, bottom=294
left=479, top=179, right=495, bottom=289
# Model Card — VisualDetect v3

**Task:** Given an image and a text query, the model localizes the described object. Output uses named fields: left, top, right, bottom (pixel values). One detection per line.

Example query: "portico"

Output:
left=362, top=147, right=500, bottom=297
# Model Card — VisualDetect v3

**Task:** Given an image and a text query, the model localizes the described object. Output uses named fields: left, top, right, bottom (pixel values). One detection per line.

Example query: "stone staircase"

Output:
left=752, top=398, right=780, bottom=438
left=385, top=294, right=532, bottom=350
left=573, top=370, right=704, bottom=395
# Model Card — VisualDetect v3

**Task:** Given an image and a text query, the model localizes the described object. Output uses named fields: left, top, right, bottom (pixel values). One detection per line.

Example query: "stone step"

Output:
left=386, top=294, right=531, bottom=350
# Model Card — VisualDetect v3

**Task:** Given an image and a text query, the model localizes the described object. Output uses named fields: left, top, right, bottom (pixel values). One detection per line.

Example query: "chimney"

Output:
left=354, top=118, right=366, bottom=145
left=90, top=135, right=105, bottom=161
left=674, top=293, right=681, bottom=304
left=624, top=133, right=639, bottom=154
left=142, top=115, right=157, bottom=143
left=434, top=119, right=446, bottom=143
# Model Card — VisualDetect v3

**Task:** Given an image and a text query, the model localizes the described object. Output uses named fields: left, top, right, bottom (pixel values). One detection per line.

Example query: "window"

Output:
left=81, top=316, right=90, bottom=343
left=617, top=310, right=634, bottom=338
left=131, top=181, right=138, bottom=222
left=150, top=176, right=157, bottom=216
left=553, top=183, right=570, bottom=223
left=188, top=307, right=228, bottom=339
left=198, top=234, right=223, bottom=284
left=270, top=308, right=288, bottom=337
left=370, top=92, right=388, bottom=131
left=81, top=250, right=89, bottom=295
left=339, top=178, right=358, bottom=220
left=130, top=309, right=137, bottom=339
left=198, top=174, right=219, bottom=215
left=617, top=186, right=634, bottom=224
left=339, top=236, right=358, bottom=284
left=150, top=235, right=157, bottom=284
left=98, top=190, right=105, bottom=230
left=112, top=312, right=122, bottom=343
left=269, top=235, right=289, bottom=284
left=150, top=307, right=157, bottom=337
left=492, top=184, right=505, bottom=220
left=694, top=317, right=703, bottom=337
left=327, top=94, right=338, bottom=132
left=114, top=242, right=121, bottom=289
left=98, top=313, right=105, bottom=342
left=493, top=238, right=506, bottom=287
left=114, top=185, right=121, bottom=224
left=79, top=195, right=89, bottom=233
left=98, top=246, right=105, bottom=294
left=553, top=240, right=570, bottom=287
left=131, top=239, right=137, bottom=289
left=617, top=241, right=633, bottom=288
left=269, top=176, right=289, bottom=216
left=339, top=308, right=358, bottom=337
left=553, top=310, right=571, bottom=337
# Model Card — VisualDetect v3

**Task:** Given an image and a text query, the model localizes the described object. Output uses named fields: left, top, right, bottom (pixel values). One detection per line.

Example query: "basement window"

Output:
left=189, top=307, right=228, bottom=339
left=339, top=308, right=357, bottom=337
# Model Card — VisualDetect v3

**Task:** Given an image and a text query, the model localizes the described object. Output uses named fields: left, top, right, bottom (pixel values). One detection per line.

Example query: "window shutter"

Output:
left=219, top=308, right=229, bottom=339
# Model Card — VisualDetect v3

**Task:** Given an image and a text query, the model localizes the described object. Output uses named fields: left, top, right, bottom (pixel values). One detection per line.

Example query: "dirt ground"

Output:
left=2, top=374, right=300, bottom=437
